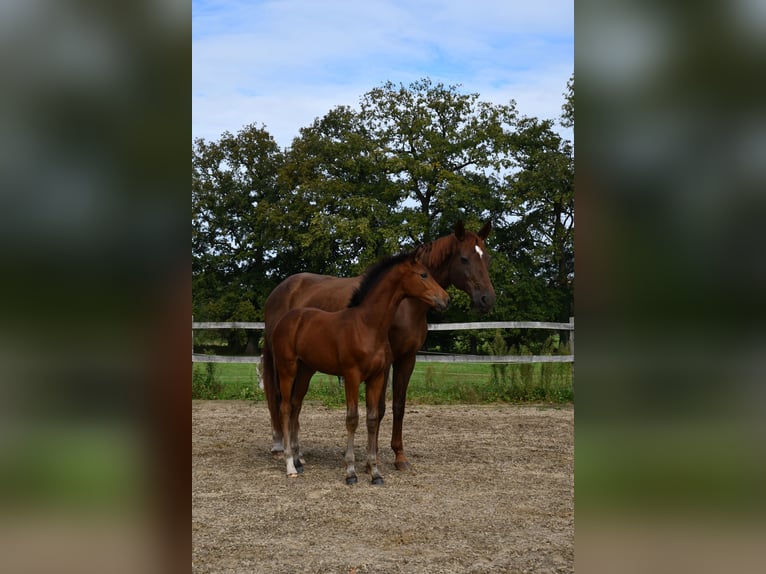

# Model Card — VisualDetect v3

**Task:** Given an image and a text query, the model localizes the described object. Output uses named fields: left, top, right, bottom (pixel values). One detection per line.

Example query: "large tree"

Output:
left=192, top=124, right=283, bottom=350
left=359, top=78, right=514, bottom=243
left=273, top=106, right=400, bottom=278
left=493, top=115, right=574, bottom=323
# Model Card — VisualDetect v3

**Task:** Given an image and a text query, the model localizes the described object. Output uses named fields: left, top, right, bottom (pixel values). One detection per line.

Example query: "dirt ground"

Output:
left=192, top=400, right=573, bottom=573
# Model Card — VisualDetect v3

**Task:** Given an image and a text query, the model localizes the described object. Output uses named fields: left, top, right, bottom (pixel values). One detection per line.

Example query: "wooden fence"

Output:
left=192, top=317, right=574, bottom=366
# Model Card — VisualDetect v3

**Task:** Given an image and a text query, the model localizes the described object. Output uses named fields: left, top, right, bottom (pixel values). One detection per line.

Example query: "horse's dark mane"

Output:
left=412, top=234, right=455, bottom=270
left=348, top=251, right=414, bottom=308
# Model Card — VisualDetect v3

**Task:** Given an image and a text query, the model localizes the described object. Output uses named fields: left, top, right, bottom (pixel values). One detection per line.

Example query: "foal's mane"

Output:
left=348, top=251, right=414, bottom=308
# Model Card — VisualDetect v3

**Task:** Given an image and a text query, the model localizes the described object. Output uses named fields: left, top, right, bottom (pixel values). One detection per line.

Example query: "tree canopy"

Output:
left=192, top=77, right=574, bottom=353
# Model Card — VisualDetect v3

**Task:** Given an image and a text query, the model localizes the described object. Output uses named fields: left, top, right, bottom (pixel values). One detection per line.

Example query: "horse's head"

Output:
left=447, top=220, right=496, bottom=313
left=403, top=255, right=450, bottom=312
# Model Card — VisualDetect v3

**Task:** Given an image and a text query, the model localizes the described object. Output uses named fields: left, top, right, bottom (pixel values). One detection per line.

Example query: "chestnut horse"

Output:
left=262, top=221, right=495, bottom=470
left=271, top=251, right=449, bottom=484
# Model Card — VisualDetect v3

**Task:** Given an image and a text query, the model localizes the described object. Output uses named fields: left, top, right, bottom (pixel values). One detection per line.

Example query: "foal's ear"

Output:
left=410, top=247, right=423, bottom=264
left=478, top=220, right=492, bottom=240
left=454, top=220, right=466, bottom=241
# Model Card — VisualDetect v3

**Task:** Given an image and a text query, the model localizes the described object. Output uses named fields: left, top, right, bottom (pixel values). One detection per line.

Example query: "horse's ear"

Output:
left=454, top=220, right=466, bottom=241
left=478, top=220, right=492, bottom=240
left=411, top=246, right=423, bottom=263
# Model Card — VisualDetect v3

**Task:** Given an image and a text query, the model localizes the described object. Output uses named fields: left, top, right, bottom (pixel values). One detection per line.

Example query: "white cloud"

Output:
left=192, top=0, right=573, bottom=147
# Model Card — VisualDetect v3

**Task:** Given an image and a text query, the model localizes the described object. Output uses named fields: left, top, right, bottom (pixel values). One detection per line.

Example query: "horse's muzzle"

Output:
left=473, top=291, right=496, bottom=314
left=433, top=295, right=450, bottom=312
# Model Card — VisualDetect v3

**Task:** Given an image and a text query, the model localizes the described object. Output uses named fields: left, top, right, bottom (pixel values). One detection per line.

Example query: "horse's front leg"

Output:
left=343, top=375, right=361, bottom=485
left=391, top=354, right=417, bottom=470
left=364, top=372, right=386, bottom=485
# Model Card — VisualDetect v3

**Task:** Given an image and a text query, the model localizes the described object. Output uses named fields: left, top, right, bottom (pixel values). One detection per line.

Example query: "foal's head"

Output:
left=400, top=254, right=450, bottom=312
left=349, top=252, right=450, bottom=312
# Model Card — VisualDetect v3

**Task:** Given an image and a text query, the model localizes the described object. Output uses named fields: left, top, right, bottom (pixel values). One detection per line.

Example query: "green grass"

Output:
left=192, top=360, right=573, bottom=405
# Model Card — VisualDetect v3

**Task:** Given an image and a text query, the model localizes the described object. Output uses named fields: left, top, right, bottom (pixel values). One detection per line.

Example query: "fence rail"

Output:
left=193, top=321, right=266, bottom=330
left=192, top=318, right=574, bottom=365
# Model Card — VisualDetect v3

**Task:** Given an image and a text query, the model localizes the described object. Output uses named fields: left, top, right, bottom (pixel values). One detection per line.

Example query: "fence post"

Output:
left=569, top=316, right=574, bottom=393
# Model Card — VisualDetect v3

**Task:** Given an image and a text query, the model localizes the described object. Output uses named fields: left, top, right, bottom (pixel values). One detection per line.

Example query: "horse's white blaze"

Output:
left=475, top=245, right=484, bottom=259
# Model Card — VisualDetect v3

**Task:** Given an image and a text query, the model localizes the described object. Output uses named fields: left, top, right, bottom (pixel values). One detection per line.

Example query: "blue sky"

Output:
left=193, top=0, right=573, bottom=149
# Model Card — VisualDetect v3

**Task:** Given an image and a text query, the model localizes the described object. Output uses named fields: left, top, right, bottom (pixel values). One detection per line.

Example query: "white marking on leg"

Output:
left=475, top=244, right=484, bottom=259
left=285, top=454, right=298, bottom=477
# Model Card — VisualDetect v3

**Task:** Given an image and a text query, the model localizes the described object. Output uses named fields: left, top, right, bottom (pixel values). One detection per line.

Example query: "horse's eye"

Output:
left=420, top=272, right=428, bottom=278
left=461, top=256, right=469, bottom=264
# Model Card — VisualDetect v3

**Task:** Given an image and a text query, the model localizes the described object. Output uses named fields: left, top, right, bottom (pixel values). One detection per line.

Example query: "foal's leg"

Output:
left=343, top=375, right=361, bottom=485
left=365, top=372, right=386, bottom=485
left=367, top=366, right=388, bottom=471
left=290, top=364, right=314, bottom=472
left=277, top=363, right=299, bottom=478
left=280, top=395, right=299, bottom=477
left=391, top=354, right=417, bottom=470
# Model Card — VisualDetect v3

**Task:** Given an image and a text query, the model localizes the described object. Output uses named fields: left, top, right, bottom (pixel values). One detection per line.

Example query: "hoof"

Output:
left=287, top=473, right=298, bottom=479
left=295, top=460, right=305, bottom=474
left=271, top=451, right=285, bottom=461
left=371, top=476, right=385, bottom=485
left=345, top=475, right=358, bottom=485
left=394, top=460, right=412, bottom=471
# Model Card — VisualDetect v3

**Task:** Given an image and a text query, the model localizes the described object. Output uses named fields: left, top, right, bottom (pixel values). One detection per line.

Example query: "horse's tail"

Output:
left=261, top=334, right=283, bottom=453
